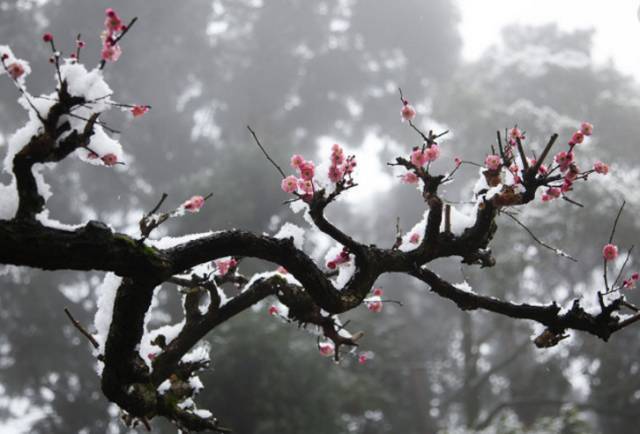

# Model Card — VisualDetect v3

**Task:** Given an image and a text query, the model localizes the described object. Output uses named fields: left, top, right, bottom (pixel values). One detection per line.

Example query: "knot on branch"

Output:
left=533, top=329, right=569, bottom=348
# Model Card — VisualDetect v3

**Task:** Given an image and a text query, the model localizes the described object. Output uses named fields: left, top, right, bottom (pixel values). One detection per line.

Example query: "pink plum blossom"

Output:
left=290, top=154, right=304, bottom=169
left=409, top=232, right=420, bottom=244
left=410, top=148, right=428, bottom=167
left=131, top=105, right=149, bottom=118
left=580, top=122, right=593, bottom=136
left=510, top=127, right=523, bottom=140
left=424, top=144, right=440, bottom=162
left=366, top=297, right=383, bottom=313
left=216, top=258, right=238, bottom=276
left=327, top=247, right=350, bottom=269
left=7, top=63, right=25, bottom=80
left=571, top=131, right=585, bottom=145
left=547, top=187, right=561, bottom=198
left=104, top=8, right=124, bottom=32
left=603, top=244, right=619, bottom=261
left=318, top=341, right=335, bottom=357
left=101, top=153, right=118, bottom=166
left=401, top=103, right=416, bottom=122
left=101, top=44, right=122, bottom=62
left=565, top=165, right=580, bottom=182
left=299, top=162, right=315, bottom=180
left=330, top=144, right=345, bottom=165
left=328, top=165, right=343, bottom=183
left=298, top=179, right=314, bottom=194
left=281, top=175, right=298, bottom=193
left=484, top=154, right=501, bottom=171
left=183, top=195, right=205, bottom=212
left=401, top=172, right=419, bottom=184
left=554, top=151, right=574, bottom=172
left=342, top=157, right=356, bottom=175
left=593, top=161, right=609, bottom=175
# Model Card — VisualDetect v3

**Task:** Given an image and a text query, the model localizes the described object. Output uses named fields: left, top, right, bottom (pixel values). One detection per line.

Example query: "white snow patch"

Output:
left=93, top=273, right=123, bottom=354
left=146, top=231, right=217, bottom=249
left=139, top=321, right=186, bottom=368
left=274, top=222, right=305, bottom=249
left=157, top=380, right=171, bottom=395
left=189, top=376, right=204, bottom=393
left=193, top=409, right=213, bottom=419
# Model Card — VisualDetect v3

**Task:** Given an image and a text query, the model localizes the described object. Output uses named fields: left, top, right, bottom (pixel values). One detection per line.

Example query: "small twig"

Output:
left=75, top=33, right=83, bottom=61
left=515, top=137, right=529, bottom=171
left=444, top=204, right=451, bottom=233
left=531, top=133, right=558, bottom=176
left=561, top=195, right=584, bottom=208
left=1, top=58, right=45, bottom=123
left=381, top=299, right=403, bottom=306
left=64, top=307, right=99, bottom=349
left=496, top=130, right=505, bottom=161
left=398, top=87, right=406, bottom=103
left=609, top=201, right=626, bottom=244
left=613, top=312, right=640, bottom=331
left=622, top=300, right=639, bottom=312
left=66, top=112, right=121, bottom=134
left=247, top=125, right=287, bottom=179
left=612, top=245, right=635, bottom=290
left=408, top=120, right=431, bottom=145
left=392, top=216, right=403, bottom=250
left=45, top=37, right=64, bottom=93
left=503, top=211, right=577, bottom=262
left=148, top=193, right=168, bottom=217
left=603, top=201, right=626, bottom=292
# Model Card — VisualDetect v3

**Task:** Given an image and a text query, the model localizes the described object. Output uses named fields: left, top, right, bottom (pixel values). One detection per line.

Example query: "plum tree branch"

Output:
left=0, top=19, right=633, bottom=431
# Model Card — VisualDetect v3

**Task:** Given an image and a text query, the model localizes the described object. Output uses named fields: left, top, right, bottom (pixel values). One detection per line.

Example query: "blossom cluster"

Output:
left=326, top=246, right=351, bottom=270
left=328, top=143, right=356, bottom=184
left=541, top=122, right=607, bottom=202
left=410, top=145, right=441, bottom=167
left=622, top=272, right=640, bottom=289
left=281, top=154, right=315, bottom=196
left=474, top=123, right=607, bottom=203
left=281, top=144, right=356, bottom=197
left=215, top=258, right=238, bottom=276
left=101, top=8, right=126, bottom=62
